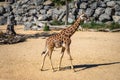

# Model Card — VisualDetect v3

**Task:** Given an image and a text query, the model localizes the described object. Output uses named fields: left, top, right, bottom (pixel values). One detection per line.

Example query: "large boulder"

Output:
left=0, top=16, right=7, bottom=25
left=99, top=13, right=111, bottom=22
left=95, top=7, right=105, bottom=16
left=80, top=2, right=88, bottom=9
left=85, top=8, right=94, bottom=17
left=115, top=12, right=120, bottom=16
left=0, top=6, right=5, bottom=15
left=90, top=2, right=98, bottom=10
left=105, top=8, right=114, bottom=16
left=107, top=1, right=116, bottom=7
left=24, top=21, right=32, bottom=30
left=112, top=16, right=120, bottom=23
left=114, top=5, right=120, bottom=11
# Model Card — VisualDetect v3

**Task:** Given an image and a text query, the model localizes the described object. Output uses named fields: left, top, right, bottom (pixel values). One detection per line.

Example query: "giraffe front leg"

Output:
left=58, top=47, right=65, bottom=71
left=48, top=49, right=55, bottom=72
left=66, top=46, right=75, bottom=72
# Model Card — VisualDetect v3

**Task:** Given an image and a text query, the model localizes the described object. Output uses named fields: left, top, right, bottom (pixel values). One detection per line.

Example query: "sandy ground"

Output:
left=0, top=25, right=120, bottom=80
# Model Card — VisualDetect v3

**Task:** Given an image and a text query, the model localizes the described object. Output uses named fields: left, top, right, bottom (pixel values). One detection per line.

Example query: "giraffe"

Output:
left=41, top=13, right=88, bottom=72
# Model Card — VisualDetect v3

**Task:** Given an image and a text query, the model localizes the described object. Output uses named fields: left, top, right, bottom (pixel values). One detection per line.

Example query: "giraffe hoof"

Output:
left=40, top=69, right=44, bottom=71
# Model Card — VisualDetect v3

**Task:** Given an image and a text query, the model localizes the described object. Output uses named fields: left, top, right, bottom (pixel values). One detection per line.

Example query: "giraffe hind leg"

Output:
left=41, top=50, right=48, bottom=71
left=58, top=47, right=65, bottom=71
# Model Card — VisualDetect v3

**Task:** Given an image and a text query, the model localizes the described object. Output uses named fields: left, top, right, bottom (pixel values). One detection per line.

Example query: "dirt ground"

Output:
left=0, top=25, right=120, bottom=80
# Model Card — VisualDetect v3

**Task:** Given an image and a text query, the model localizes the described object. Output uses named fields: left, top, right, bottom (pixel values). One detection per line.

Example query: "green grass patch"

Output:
left=81, top=22, right=120, bottom=30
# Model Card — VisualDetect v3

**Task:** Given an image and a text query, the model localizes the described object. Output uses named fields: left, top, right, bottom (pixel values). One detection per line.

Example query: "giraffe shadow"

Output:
left=61, top=61, right=120, bottom=72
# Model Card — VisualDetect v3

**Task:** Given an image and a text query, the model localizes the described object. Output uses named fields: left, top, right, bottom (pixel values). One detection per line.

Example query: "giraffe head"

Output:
left=79, top=13, right=89, bottom=21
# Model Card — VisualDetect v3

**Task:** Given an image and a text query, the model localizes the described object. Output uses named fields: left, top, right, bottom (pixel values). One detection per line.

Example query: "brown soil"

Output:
left=0, top=25, right=120, bottom=80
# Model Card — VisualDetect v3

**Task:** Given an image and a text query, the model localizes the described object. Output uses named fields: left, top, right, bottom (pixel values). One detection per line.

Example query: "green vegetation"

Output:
left=50, top=20, right=120, bottom=30
left=43, top=23, right=50, bottom=31
left=81, top=22, right=120, bottom=30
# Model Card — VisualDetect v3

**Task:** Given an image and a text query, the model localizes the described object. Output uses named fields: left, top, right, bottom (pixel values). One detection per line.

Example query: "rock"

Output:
left=21, top=0, right=29, bottom=5
left=115, top=12, right=120, bottom=16
left=105, top=8, right=114, bottom=16
left=38, top=15, right=48, bottom=21
left=53, top=8, right=63, bottom=15
left=29, top=9, right=37, bottom=15
left=68, top=18, right=74, bottom=24
left=116, top=1, right=120, bottom=5
left=104, top=0, right=110, bottom=3
left=78, top=9, right=85, bottom=15
left=0, top=6, right=5, bottom=15
left=95, top=7, right=105, bottom=16
left=98, top=1, right=106, bottom=8
left=43, top=0, right=54, bottom=6
left=24, top=22, right=32, bottom=30
left=58, top=11, right=65, bottom=21
left=112, top=16, right=120, bottom=23
left=0, top=16, right=7, bottom=25
left=90, top=2, right=98, bottom=9
left=80, top=2, right=88, bottom=9
left=31, top=25, right=41, bottom=30
left=22, top=16, right=28, bottom=22
left=4, top=5, right=13, bottom=13
left=44, top=6, right=51, bottom=10
left=107, top=1, right=116, bottom=7
left=114, top=5, right=120, bottom=11
left=85, top=8, right=94, bottom=17
left=34, top=0, right=44, bottom=6
left=40, top=9, right=47, bottom=15
left=99, top=13, right=111, bottom=22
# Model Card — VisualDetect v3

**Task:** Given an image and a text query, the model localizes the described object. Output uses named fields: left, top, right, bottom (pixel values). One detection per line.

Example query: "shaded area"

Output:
left=61, top=62, right=120, bottom=71
left=0, top=32, right=57, bottom=44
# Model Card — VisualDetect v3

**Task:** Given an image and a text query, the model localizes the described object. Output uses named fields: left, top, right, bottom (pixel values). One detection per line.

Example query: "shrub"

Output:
left=43, top=23, right=50, bottom=31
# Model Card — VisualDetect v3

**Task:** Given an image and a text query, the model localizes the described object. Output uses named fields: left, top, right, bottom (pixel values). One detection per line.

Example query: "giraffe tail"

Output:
left=41, top=41, right=47, bottom=56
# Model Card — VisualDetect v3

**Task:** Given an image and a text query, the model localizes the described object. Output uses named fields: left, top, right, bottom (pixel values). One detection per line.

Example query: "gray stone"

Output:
left=29, top=9, right=37, bottom=15
left=43, top=0, right=53, bottom=6
left=68, top=18, right=74, bottom=24
left=116, top=1, right=120, bottom=5
left=0, top=6, right=5, bottom=15
left=90, top=2, right=98, bottom=9
left=99, top=13, right=111, bottom=22
left=80, top=2, right=88, bottom=9
left=112, top=16, right=120, bottom=23
left=44, top=6, right=51, bottom=10
left=38, top=15, right=48, bottom=21
left=58, top=11, right=65, bottom=21
left=107, top=1, right=116, bottom=7
left=22, top=17, right=28, bottom=22
left=95, top=7, right=105, bottom=16
left=78, top=9, right=85, bottom=15
left=40, top=9, right=47, bottom=15
left=115, top=11, right=120, bottom=16
left=34, top=0, right=44, bottom=6
left=21, top=0, right=29, bottom=5
left=47, top=9, right=53, bottom=15
left=98, top=2, right=106, bottom=8
left=85, top=8, right=94, bottom=17
left=4, top=5, right=13, bottom=13
left=105, top=8, right=114, bottom=15
left=114, top=5, right=120, bottom=11
left=16, top=9, right=24, bottom=15
left=3, top=13, right=9, bottom=17
left=104, top=0, right=110, bottom=3
left=0, top=16, right=7, bottom=25
left=24, top=22, right=32, bottom=30
left=53, top=8, right=63, bottom=15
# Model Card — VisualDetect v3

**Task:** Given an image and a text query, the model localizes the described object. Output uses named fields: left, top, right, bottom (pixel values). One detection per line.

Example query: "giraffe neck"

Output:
left=61, top=17, right=81, bottom=38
